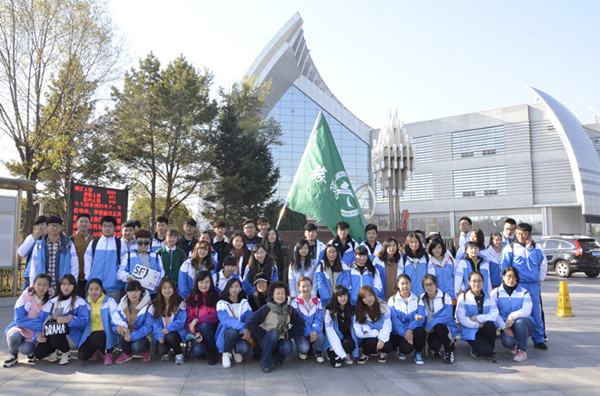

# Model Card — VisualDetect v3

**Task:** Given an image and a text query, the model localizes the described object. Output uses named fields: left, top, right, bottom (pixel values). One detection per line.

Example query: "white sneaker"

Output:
left=174, top=354, right=184, bottom=365
left=161, top=354, right=169, bottom=361
left=48, top=351, right=58, bottom=363
left=315, top=352, right=325, bottom=363
left=222, top=352, right=232, bottom=368
left=233, top=352, right=243, bottom=363
left=3, top=354, right=18, bottom=367
left=298, top=353, right=307, bottom=360
left=58, top=352, right=70, bottom=366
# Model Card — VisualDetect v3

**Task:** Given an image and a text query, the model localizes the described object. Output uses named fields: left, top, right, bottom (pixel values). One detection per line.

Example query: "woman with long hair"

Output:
left=34, top=274, right=89, bottom=366
left=186, top=270, right=220, bottom=365
left=353, top=285, right=393, bottom=364
left=323, top=285, right=358, bottom=367
left=339, top=246, right=383, bottom=305
left=288, top=239, right=318, bottom=299
left=315, top=244, right=346, bottom=307
left=224, top=231, right=251, bottom=276
left=215, top=278, right=253, bottom=368
left=400, top=233, right=434, bottom=297
left=263, top=228, right=288, bottom=284
left=242, top=244, right=278, bottom=296
left=178, top=240, right=216, bottom=299
left=152, top=277, right=186, bottom=365
left=374, top=237, right=401, bottom=301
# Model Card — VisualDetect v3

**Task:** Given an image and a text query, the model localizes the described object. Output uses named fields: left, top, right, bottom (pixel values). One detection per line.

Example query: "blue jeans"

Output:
left=259, top=329, right=293, bottom=370
left=6, top=331, right=34, bottom=356
left=294, top=332, right=324, bottom=354
left=222, top=328, right=251, bottom=355
left=191, top=322, right=217, bottom=358
left=501, top=317, right=535, bottom=352
left=118, top=334, right=149, bottom=355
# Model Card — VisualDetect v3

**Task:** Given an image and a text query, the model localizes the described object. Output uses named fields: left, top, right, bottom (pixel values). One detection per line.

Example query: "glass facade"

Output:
left=268, top=85, right=369, bottom=203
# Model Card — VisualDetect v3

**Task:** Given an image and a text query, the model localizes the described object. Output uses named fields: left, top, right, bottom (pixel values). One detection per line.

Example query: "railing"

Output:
left=0, top=264, right=25, bottom=297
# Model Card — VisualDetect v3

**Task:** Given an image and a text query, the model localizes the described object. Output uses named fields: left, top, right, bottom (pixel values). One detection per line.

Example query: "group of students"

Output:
left=4, top=214, right=547, bottom=373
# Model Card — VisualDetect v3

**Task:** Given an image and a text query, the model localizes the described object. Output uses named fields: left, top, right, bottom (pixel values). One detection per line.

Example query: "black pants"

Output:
left=77, top=279, right=87, bottom=299
left=467, top=321, right=496, bottom=357
left=155, top=332, right=183, bottom=356
left=392, top=326, right=426, bottom=354
left=78, top=331, right=107, bottom=360
left=341, top=335, right=356, bottom=354
left=427, top=323, right=454, bottom=352
left=34, top=334, right=70, bottom=359
left=360, top=337, right=394, bottom=355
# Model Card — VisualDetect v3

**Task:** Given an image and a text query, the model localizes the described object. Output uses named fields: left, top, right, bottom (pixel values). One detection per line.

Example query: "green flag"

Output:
left=285, top=112, right=367, bottom=243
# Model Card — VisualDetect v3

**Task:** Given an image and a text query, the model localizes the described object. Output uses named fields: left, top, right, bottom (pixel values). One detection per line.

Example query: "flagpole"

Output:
left=275, top=111, right=323, bottom=230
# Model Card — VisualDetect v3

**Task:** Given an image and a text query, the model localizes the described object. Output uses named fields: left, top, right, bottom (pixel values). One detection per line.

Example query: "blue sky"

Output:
left=2, top=0, right=599, bottom=175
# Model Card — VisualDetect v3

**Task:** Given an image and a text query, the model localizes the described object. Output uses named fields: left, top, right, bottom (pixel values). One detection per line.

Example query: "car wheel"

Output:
left=554, top=260, right=572, bottom=278
left=585, top=270, right=600, bottom=278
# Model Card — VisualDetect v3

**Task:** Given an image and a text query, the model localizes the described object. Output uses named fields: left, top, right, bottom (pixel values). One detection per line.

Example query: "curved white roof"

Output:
left=529, top=86, right=600, bottom=215
left=246, top=13, right=371, bottom=143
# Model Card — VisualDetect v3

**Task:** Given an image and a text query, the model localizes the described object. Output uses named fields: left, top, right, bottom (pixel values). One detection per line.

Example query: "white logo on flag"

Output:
left=311, top=166, right=327, bottom=184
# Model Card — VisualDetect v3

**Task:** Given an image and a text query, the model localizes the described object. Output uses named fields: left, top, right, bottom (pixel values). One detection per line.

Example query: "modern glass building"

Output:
left=245, top=13, right=372, bottom=205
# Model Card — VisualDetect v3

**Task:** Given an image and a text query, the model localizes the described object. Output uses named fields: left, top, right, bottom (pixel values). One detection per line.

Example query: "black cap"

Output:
left=253, top=272, right=269, bottom=285
left=46, top=216, right=63, bottom=225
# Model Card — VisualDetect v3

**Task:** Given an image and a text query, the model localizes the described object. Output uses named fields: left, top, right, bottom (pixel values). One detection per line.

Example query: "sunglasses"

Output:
left=136, top=240, right=151, bottom=246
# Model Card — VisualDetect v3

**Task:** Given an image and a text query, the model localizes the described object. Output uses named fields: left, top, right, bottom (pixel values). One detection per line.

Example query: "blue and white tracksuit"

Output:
left=315, top=260, right=348, bottom=307
left=117, top=251, right=164, bottom=294
left=500, top=242, right=546, bottom=344
left=84, top=236, right=128, bottom=292
left=81, top=294, right=123, bottom=350
left=420, top=289, right=459, bottom=336
left=177, top=259, right=214, bottom=299
left=17, top=234, right=37, bottom=282
left=431, top=252, right=456, bottom=300
left=454, top=256, right=492, bottom=296
left=29, top=235, right=79, bottom=287
left=399, top=254, right=434, bottom=297
left=152, top=302, right=187, bottom=345
left=288, top=260, right=317, bottom=299
left=323, top=310, right=359, bottom=359
left=111, top=294, right=154, bottom=343
left=490, top=284, right=535, bottom=351
left=387, top=292, right=426, bottom=337
left=212, top=270, right=240, bottom=292
left=291, top=295, right=324, bottom=353
left=36, top=296, right=89, bottom=346
left=328, top=237, right=357, bottom=267
left=338, top=263, right=383, bottom=306
left=215, top=299, right=252, bottom=353
left=456, top=290, right=498, bottom=341
left=353, top=302, right=392, bottom=344
left=243, top=264, right=278, bottom=297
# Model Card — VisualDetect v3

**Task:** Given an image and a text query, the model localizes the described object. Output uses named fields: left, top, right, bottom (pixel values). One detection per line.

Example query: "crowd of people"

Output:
left=4, top=214, right=548, bottom=373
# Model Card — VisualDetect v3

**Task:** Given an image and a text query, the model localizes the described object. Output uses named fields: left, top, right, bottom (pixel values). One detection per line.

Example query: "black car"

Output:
left=539, top=236, right=600, bottom=278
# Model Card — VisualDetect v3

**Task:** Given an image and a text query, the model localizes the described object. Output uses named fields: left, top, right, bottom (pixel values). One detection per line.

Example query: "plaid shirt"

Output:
left=47, top=239, right=61, bottom=289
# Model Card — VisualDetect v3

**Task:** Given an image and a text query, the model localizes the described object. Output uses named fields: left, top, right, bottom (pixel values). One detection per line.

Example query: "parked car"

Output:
left=539, top=236, right=600, bottom=278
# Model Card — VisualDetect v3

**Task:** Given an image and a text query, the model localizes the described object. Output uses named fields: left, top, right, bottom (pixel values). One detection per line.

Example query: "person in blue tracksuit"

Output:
left=315, top=244, right=347, bottom=308
left=500, top=222, right=547, bottom=350
left=353, top=285, right=393, bottom=364
left=373, top=237, right=401, bottom=301
left=216, top=278, right=253, bottom=368
left=420, top=274, right=458, bottom=364
left=303, top=222, right=327, bottom=268
left=428, top=238, right=455, bottom=304
left=491, top=266, right=535, bottom=363
left=152, top=216, right=169, bottom=253
left=245, top=281, right=305, bottom=373
left=328, top=221, right=357, bottom=267
left=152, top=277, right=186, bottom=365
left=78, top=278, right=123, bottom=365
left=323, top=285, right=358, bottom=367
left=178, top=240, right=216, bottom=299
left=338, top=246, right=384, bottom=305
left=243, top=244, right=278, bottom=297
left=388, top=274, right=427, bottom=364
left=118, top=228, right=165, bottom=296
left=34, top=274, right=89, bottom=366
left=84, top=216, right=128, bottom=302
left=29, top=216, right=79, bottom=291
left=3, top=273, right=53, bottom=367
left=360, top=223, right=382, bottom=263
left=288, top=240, right=317, bottom=299
left=456, top=271, right=499, bottom=363
left=399, top=232, right=434, bottom=297
left=213, top=255, right=240, bottom=292
left=291, top=277, right=324, bottom=363
left=17, top=215, right=47, bottom=291
left=455, top=241, right=492, bottom=297
left=112, top=281, right=154, bottom=363
left=502, top=218, right=517, bottom=247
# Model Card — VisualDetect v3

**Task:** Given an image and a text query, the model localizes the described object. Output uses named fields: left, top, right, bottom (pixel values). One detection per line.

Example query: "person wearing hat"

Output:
left=17, top=215, right=48, bottom=291
left=29, top=216, right=78, bottom=290
left=248, top=272, right=269, bottom=312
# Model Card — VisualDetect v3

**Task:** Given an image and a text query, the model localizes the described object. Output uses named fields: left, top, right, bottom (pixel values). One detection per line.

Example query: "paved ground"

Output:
left=0, top=273, right=598, bottom=396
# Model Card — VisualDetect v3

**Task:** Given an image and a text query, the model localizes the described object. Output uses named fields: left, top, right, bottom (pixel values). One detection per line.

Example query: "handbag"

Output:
left=43, top=303, right=70, bottom=337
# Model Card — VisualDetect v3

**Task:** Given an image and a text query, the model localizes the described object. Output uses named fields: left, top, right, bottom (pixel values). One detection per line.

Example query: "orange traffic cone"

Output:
left=555, top=281, right=574, bottom=317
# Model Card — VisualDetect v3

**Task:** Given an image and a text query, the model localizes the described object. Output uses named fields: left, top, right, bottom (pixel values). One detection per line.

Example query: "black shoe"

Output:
left=261, top=364, right=271, bottom=373
left=443, top=351, right=454, bottom=364
left=534, top=343, right=548, bottom=350
left=488, top=352, right=498, bottom=363
left=3, top=355, right=18, bottom=368
left=432, top=350, right=442, bottom=358
left=470, top=346, right=480, bottom=358
left=207, top=349, right=217, bottom=365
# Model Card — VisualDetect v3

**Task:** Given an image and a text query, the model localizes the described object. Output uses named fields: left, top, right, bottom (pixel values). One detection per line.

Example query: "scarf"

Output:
left=503, top=282, right=517, bottom=296
left=266, top=302, right=291, bottom=337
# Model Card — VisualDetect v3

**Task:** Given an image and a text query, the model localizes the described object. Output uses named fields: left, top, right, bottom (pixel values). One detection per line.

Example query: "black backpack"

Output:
left=91, top=237, right=122, bottom=266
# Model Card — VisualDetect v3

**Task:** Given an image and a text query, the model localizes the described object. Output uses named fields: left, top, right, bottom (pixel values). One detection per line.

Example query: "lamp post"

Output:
left=372, top=110, right=414, bottom=231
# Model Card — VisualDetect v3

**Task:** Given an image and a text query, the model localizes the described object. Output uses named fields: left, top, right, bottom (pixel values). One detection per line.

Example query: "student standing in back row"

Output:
left=70, top=213, right=93, bottom=298
left=359, top=224, right=382, bottom=263
left=329, top=222, right=357, bottom=267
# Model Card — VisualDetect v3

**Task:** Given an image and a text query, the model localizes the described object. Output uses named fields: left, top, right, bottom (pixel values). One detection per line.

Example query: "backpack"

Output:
left=91, top=237, right=121, bottom=266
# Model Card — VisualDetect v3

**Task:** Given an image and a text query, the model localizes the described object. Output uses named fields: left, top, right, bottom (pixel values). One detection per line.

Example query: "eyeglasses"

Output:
left=470, top=279, right=483, bottom=284
left=136, top=240, right=150, bottom=246
left=423, top=283, right=435, bottom=287
left=243, top=225, right=255, bottom=230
